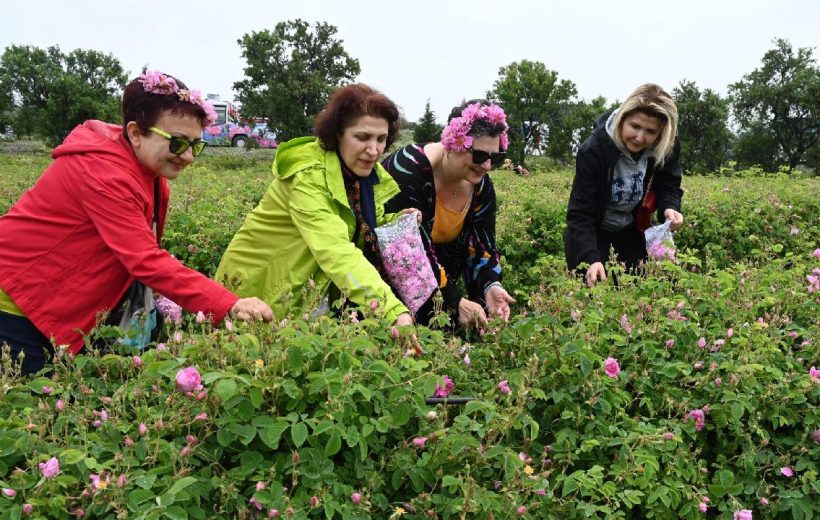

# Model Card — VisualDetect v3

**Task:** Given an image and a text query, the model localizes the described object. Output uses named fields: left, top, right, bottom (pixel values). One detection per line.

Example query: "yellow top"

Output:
left=432, top=196, right=469, bottom=244
left=0, top=287, right=24, bottom=316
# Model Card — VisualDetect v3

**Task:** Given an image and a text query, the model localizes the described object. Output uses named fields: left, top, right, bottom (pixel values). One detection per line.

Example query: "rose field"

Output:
left=0, top=148, right=818, bottom=519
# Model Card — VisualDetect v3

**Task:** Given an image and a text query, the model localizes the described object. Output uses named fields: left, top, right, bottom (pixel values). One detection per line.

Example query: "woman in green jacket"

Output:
left=216, top=84, right=414, bottom=327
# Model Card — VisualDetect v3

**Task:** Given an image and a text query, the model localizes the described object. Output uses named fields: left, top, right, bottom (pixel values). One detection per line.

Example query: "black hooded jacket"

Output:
left=564, top=112, right=683, bottom=269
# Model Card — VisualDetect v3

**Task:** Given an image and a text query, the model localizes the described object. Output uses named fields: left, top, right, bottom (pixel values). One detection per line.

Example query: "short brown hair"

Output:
left=314, top=84, right=400, bottom=151
left=121, top=74, right=210, bottom=140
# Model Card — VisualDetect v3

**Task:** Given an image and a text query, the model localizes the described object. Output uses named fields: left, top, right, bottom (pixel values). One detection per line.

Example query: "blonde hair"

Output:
left=612, top=83, right=678, bottom=165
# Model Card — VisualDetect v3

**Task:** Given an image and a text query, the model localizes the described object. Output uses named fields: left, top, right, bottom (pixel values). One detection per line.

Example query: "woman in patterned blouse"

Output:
left=382, top=100, right=515, bottom=329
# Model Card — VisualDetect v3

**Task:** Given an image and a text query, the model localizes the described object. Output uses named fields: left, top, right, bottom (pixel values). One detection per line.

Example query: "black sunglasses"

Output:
left=469, top=148, right=505, bottom=165
left=149, top=127, right=206, bottom=157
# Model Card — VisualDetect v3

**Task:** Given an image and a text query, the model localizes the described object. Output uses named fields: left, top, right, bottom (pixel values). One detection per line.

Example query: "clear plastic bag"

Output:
left=375, top=213, right=438, bottom=314
left=644, top=220, right=676, bottom=261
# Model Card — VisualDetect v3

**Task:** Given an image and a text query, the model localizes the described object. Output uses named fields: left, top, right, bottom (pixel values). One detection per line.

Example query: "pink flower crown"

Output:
left=440, top=102, right=509, bottom=153
left=137, top=70, right=218, bottom=127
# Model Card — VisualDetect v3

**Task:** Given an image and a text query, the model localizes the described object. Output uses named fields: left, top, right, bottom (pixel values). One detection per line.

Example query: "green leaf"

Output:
left=249, top=387, right=263, bottom=409
left=163, top=505, right=189, bottom=520
left=291, top=422, right=309, bottom=447
left=134, top=473, right=157, bottom=489
left=442, top=475, right=461, bottom=489
left=215, top=378, right=238, bottom=402
left=165, top=476, right=197, bottom=497
left=390, top=403, right=412, bottom=427
left=324, top=428, right=342, bottom=457
left=60, top=448, right=85, bottom=464
left=227, top=423, right=257, bottom=445
left=259, top=422, right=289, bottom=449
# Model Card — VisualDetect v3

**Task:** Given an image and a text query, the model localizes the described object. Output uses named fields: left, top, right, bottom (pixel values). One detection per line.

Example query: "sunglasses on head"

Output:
left=148, top=127, right=206, bottom=157
left=469, top=148, right=505, bottom=165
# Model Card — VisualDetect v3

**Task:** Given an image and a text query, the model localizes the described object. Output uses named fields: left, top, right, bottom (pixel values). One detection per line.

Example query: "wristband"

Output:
left=483, top=281, right=503, bottom=299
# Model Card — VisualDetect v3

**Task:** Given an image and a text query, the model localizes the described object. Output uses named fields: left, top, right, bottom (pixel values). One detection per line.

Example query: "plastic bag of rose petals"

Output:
left=375, top=213, right=438, bottom=314
left=644, top=220, right=676, bottom=261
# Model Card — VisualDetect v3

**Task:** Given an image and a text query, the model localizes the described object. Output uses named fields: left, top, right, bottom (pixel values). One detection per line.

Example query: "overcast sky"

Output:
left=4, top=0, right=818, bottom=123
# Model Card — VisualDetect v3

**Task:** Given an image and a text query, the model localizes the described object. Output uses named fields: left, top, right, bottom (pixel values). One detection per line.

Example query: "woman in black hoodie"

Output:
left=564, top=83, right=684, bottom=287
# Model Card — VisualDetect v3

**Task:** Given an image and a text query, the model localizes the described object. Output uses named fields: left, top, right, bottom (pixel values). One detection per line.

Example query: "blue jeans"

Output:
left=0, top=310, right=53, bottom=375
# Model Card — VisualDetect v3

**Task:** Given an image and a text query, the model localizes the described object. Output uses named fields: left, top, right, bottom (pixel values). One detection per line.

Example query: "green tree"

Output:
left=673, top=80, right=732, bottom=174
left=566, top=96, right=613, bottom=156
left=0, top=44, right=126, bottom=142
left=0, top=75, right=12, bottom=133
left=413, top=99, right=442, bottom=143
left=489, top=60, right=577, bottom=165
left=234, top=20, right=360, bottom=142
left=729, top=38, right=820, bottom=171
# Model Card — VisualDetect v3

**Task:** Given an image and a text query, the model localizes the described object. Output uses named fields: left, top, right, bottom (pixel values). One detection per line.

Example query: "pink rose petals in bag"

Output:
left=375, top=213, right=438, bottom=314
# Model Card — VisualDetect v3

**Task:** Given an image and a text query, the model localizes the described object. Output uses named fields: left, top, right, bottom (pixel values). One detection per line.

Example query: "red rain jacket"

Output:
left=0, top=120, right=237, bottom=353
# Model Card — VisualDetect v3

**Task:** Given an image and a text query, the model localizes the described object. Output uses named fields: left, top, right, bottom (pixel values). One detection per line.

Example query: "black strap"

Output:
left=153, top=178, right=160, bottom=245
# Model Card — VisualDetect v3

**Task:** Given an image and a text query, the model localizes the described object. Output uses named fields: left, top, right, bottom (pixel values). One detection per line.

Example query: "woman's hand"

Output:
left=393, top=312, right=424, bottom=355
left=664, top=208, right=684, bottom=231
left=458, top=298, right=488, bottom=328
left=230, top=297, right=274, bottom=322
left=585, top=262, right=607, bottom=288
left=485, top=285, right=515, bottom=321
left=401, top=208, right=422, bottom=224
left=394, top=312, right=414, bottom=327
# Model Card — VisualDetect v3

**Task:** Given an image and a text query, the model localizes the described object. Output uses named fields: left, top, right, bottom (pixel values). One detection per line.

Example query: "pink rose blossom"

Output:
left=464, top=354, right=471, bottom=366
left=665, top=339, right=675, bottom=349
left=180, top=446, right=191, bottom=457
left=249, top=497, right=263, bottom=511
left=269, top=509, right=280, bottom=517
left=176, top=366, right=203, bottom=393
left=413, top=436, right=428, bottom=447
left=39, top=457, right=59, bottom=478
left=309, top=495, right=319, bottom=508
left=604, top=357, right=620, bottom=378
left=124, top=436, right=134, bottom=447
left=813, top=248, right=820, bottom=259
left=699, top=502, right=708, bottom=513
left=780, top=466, right=794, bottom=477
left=662, top=432, right=675, bottom=439
left=433, top=375, right=454, bottom=398
left=391, top=327, right=400, bottom=338
left=370, top=300, right=379, bottom=311
left=351, top=492, right=362, bottom=504
left=686, top=409, right=706, bottom=431
left=133, top=356, right=142, bottom=367
left=517, top=505, right=527, bottom=515
left=697, top=337, right=707, bottom=348
left=714, top=378, right=722, bottom=386
left=56, top=399, right=65, bottom=411
left=195, top=311, right=206, bottom=323
left=89, top=474, right=108, bottom=491
left=195, top=413, right=208, bottom=421
left=733, top=510, right=753, bottom=520
left=139, top=423, right=148, bottom=436
left=225, top=319, right=233, bottom=332
left=498, top=379, right=511, bottom=395
left=759, top=497, right=769, bottom=505
left=256, top=481, right=266, bottom=491
left=727, top=327, right=734, bottom=338
left=2, top=488, right=16, bottom=497
left=186, top=435, right=197, bottom=446
left=23, top=503, right=32, bottom=515
left=810, top=366, right=819, bottom=382
left=812, top=429, right=820, bottom=443
left=42, top=385, right=52, bottom=395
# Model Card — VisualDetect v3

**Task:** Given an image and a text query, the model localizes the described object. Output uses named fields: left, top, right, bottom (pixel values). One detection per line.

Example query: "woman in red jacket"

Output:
left=0, top=71, right=272, bottom=375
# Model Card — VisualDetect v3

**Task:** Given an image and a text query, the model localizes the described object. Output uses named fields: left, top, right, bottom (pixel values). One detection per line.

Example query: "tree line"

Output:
left=1, top=21, right=817, bottom=174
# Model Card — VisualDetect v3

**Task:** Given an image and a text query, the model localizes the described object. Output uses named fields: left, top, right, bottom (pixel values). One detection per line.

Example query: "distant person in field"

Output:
left=0, top=70, right=273, bottom=375
left=382, top=100, right=515, bottom=328
left=564, top=83, right=683, bottom=287
left=215, top=84, right=417, bottom=329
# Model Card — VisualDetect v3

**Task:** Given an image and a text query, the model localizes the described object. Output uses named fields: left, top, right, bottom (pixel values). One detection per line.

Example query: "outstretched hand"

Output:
left=230, top=297, right=274, bottom=322
left=485, top=285, right=515, bottom=321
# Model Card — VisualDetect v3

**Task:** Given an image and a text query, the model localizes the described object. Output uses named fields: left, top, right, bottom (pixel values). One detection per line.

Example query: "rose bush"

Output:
left=1, top=154, right=818, bottom=518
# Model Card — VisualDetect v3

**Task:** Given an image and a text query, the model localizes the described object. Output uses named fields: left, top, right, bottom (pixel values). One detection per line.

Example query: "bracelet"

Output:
left=483, top=281, right=503, bottom=299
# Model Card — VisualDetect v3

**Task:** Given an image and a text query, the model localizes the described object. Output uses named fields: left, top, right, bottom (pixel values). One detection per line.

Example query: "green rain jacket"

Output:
left=215, top=137, right=408, bottom=322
